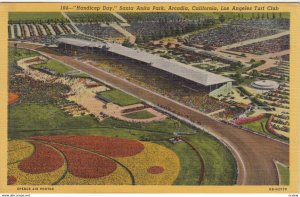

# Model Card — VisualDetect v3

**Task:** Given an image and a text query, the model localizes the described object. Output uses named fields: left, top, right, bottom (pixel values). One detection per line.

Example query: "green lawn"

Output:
left=185, top=133, right=237, bottom=185
left=99, top=117, right=197, bottom=135
left=98, top=89, right=141, bottom=106
left=158, top=141, right=201, bottom=185
left=276, top=162, right=289, bottom=185
left=9, top=48, right=38, bottom=62
left=31, top=59, right=74, bottom=74
left=123, top=110, right=155, bottom=119
left=242, top=117, right=269, bottom=134
left=241, top=117, right=288, bottom=142
left=8, top=103, right=100, bottom=136
left=8, top=104, right=194, bottom=140
left=9, top=48, right=39, bottom=75
left=8, top=102, right=237, bottom=185
left=69, top=73, right=90, bottom=78
left=9, top=12, right=67, bottom=23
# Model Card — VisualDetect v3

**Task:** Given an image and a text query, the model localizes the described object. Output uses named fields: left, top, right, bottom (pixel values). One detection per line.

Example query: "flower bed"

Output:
left=8, top=136, right=180, bottom=185
left=58, top=164, right=131, bottom=185
left=18, top=141, right=64, bottom=174
left=234, top=113, right=266, bottom=125
left=147, top=166, right=164, bottom=174
left=51, top=143, right=117, bottom=178
left=8, top=140, right=34, bottom=164
left=266, top=115, right=277, bottom=135
left=118, top=142, right=180, bottom=185
left=30, top=135, right=145, bottom=157
left=266, top=115, right=289, bottom=141
left=8, top=92, right=20, bottom=105
left=8, top=141, right=66, bottom=185
left=7, top=176, right=17, bottom=185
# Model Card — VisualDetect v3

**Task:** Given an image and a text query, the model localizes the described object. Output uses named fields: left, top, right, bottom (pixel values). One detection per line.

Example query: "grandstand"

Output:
left=57, top=37, right=234, bottom=94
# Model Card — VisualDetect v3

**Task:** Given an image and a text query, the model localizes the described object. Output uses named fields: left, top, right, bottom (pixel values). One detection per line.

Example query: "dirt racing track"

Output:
left=11, top=42, right=289, bottom=185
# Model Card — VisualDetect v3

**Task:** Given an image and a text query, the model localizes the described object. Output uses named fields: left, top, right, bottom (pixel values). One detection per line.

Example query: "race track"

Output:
left=10, top=42, right=289, bottom=185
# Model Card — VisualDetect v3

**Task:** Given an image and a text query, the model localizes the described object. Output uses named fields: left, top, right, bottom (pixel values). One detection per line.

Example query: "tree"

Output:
left=122, top=39, right=133, bottom=47
left=135, top=36, right=144, bottom=44
left=234, top=71, right=244, bottom=84
left=257, top=13, right=260, bottom=19
left=251, top=69, right=259, bottom=77
left=219, top=14, right=226, bottom=23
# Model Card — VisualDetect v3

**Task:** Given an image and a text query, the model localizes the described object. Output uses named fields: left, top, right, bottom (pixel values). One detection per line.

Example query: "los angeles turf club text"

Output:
left=221, top=5, right=279, bottom=11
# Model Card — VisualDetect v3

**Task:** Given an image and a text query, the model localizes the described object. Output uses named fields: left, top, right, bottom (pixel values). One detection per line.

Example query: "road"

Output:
left=111, top=12, right=129, bottom=23
left=61, top=12, right=81, bottom=34
left=11, top=42, right=289, bottom=185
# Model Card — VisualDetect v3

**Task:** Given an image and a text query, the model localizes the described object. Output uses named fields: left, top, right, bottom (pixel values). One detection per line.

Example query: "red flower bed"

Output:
left=8, top=92, right=20, bottom=105
left=147, top=166, right=164, bottom=174
left=51, top=144, right=117, bottom=178
left=7, top=176, right=17, bottom=185
left=234, top=114, right=266, bottom=125
left=30, top=135, right=145, bottom=157
left=266, top=115, right=277, bottom=135
left=18, top=142, right=64, bottom=174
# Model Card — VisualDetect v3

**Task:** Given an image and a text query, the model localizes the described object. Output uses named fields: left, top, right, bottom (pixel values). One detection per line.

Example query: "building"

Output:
left=57, top=38, right=234, bottom=94
left=251, top=80, right=279, bottom=90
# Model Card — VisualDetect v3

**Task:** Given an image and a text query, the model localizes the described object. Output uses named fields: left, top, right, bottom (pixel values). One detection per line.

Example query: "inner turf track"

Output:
left=11, top=42, right=289, bottom=185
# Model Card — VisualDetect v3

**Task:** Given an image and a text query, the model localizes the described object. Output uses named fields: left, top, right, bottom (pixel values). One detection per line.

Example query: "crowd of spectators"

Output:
left=18, top=34, right=70, bottom=45
left=9, top=74, right=70, bottom=105
left=212, top=107, right=243, bottom=120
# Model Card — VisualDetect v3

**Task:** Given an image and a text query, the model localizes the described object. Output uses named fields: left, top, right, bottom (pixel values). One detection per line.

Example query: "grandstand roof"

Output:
left=58, top=38, right=234, bottom=86
left=58, top=37, right=106, bottom=48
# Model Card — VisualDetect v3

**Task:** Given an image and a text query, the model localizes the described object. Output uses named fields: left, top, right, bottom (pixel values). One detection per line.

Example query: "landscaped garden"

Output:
left=124, top=110, right=155, bottom=119
left=8, top=48, right=237, bottom=185
left=97, top=89, right=141, bottom=106
left=31, top=59, right=74, bottom=75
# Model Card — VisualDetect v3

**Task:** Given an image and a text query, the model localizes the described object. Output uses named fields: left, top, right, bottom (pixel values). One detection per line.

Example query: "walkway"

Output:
left=110, top=23, right=136, bottom=44
left=111, top=12, right=128, bottom=23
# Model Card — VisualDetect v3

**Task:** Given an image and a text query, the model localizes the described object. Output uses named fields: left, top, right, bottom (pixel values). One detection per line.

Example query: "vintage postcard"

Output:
left=0, top=2, right=299, bottom=194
